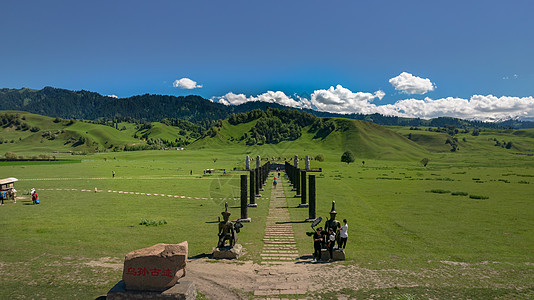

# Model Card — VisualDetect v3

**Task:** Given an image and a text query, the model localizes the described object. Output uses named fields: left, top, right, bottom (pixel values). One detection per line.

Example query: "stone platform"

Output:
left=212, top=244, right=243, bottom=259
left=320, top=248, right=345, bottom=261
left=107, top=279, right=196, bottom=300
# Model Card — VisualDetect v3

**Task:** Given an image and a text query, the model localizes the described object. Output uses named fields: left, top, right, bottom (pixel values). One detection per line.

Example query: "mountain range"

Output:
left=1, top=87, right=533, bottom=129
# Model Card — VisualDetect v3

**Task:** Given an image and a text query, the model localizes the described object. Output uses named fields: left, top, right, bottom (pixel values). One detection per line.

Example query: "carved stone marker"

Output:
left=107, top=241, right=196, bottom=300
left=245, top=155, right=250, bottom=170
left=122, top=242, right=188, bottom=291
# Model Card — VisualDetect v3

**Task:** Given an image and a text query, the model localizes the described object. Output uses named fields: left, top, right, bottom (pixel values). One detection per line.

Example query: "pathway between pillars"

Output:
left=253, top=173, right=309, bottom=298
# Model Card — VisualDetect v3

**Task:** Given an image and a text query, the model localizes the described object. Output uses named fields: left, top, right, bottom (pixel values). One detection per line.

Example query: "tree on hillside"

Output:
left=341, top=151, right=355, bottom=164
left=421, top=158, right=430, bottom=167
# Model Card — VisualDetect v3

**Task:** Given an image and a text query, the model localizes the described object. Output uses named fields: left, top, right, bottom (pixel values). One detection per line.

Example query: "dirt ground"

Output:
left=184, top=257, right=533, bottom=299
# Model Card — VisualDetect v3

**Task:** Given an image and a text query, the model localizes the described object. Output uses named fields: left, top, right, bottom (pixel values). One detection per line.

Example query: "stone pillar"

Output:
left=259, top=164, right=265, bottom=191
left=245, top=155, right=250, bottom=170
left=299, top=170, right=308, bottom=207
left=307, top=174, right=316, bottom=221
left=294, top=168, right=301, bottom=197
left=240, top=175, right=250, bottom=221
left=256, top=155, right=261, bottom=169
left=285, top=162, right=293, bottom=186
left=255, top=167, right=261, bottom=197
left=305, top=155, right=310, bottom=170
left=249, top=170, right=257, bottom=207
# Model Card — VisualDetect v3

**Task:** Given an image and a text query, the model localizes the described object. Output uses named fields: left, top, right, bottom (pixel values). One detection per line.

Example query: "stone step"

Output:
left=263, top=241, right=296, bottom=245
left=260, top=253, right=299, bottom=257
left=261, top=249, right=298, bottom=252
left=261, top=257, right=296, bottom=261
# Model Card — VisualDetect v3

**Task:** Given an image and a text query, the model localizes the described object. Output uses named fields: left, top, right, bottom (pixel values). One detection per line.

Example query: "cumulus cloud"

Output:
left=106, top=94, right=118, bottom=99
left=387, top=95, right=534, bottom=122
left=310, top=85, right=385, bottom=114
left=389, top=72, right=435, bottom=95
left=173, top=78, right=202, bottom=89
left=212, top=84, right=534, bottom=122
left=212, top=91, right=311, bottom=109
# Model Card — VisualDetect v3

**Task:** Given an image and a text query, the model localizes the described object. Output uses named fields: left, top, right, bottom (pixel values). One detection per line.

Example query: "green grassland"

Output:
left=1, top=112, right=533, bottom=298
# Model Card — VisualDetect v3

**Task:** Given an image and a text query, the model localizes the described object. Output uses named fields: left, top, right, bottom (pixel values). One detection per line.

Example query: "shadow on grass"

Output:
left=295, top=255, right=333, bottom=264
left=190, top=253, right=211, bottom=259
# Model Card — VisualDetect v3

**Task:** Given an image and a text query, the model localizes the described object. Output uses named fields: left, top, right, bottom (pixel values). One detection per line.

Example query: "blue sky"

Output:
left=1, top=0, right=534, bottom=121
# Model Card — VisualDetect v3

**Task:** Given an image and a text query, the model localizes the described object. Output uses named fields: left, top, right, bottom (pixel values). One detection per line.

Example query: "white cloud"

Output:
left=173, top=78, right=202, bottom=89
left=106, top=94, right=118, bottom=99
left=212, top=91, right=311, bottom=109
left=375, top=95, right=534, bottom=122
left=310, top=85, right=385, bottom=114
left=212, top=84, right=534, bottom=122
left=389, top=72, right=435, bottom=95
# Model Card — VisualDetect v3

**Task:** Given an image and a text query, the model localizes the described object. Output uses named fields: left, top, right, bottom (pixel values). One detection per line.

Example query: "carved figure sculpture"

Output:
left=324, top=201, right=341, bottom=245
left=218, top=202, right=237, bottom=248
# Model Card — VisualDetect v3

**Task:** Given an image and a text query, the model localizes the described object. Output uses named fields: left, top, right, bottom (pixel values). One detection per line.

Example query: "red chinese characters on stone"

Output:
left=160, top=268, right=173, bottom=278
left=125, top=267, right=136, bottom=276
left=136, top=267, right=149, bottom=276
left=124, top=267, right=173, bottom=277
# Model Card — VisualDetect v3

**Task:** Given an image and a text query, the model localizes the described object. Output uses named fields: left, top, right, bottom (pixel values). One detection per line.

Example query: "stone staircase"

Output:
left=253, top=174, right=309, bottom=298
left=260, top=177, right=299, bottom=262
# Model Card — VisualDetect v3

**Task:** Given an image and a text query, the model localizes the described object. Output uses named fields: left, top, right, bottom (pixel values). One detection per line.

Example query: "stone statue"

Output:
left=324, top=201, right=341, bottom=244
left=217, top=202, right=242, bottom=248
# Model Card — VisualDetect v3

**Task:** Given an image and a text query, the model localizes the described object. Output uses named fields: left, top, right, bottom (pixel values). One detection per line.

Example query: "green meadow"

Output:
left=1, top=112, right=533, bottom=298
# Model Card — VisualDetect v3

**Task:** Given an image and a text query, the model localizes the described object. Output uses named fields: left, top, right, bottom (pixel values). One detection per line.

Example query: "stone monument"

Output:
left=213, top=202, right=243, bottom=259
left=322, top=201, right=345, bottom=261
left=107, top=241, right=196, bottom=299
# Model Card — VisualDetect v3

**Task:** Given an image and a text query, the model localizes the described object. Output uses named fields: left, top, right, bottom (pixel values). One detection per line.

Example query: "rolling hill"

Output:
left=2, top=109, right=533, bottom=162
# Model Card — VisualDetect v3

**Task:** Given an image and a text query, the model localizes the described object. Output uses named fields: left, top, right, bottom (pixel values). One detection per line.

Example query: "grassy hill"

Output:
left=390, top=126, right=534, bottom=154
left=0, top=111, right=143, bottom=155
left=3, top=110, right=534, bottom=163
left=191, top=117, right=428, bottom=161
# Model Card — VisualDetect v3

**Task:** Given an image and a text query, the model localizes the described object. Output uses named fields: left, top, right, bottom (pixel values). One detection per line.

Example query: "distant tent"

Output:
left=0, top=177, right=18, bottom=191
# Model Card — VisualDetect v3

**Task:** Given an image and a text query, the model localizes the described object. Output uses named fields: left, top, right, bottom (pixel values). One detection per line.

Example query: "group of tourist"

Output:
left=312, top=219, right=348, bottom=261
left=312, top=201, right=348, bottom=261
left=0, top=188, right=17, bottom=205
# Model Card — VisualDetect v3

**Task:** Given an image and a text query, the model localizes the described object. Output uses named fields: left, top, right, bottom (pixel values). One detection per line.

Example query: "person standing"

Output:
left=273, top=177, right=277, bottom=189
left=338, top=219, right=348, bottom=250
left=313, top=227, right=324, bottom=261
left=112, top=170, right=115, bottom=178
left=0, top=190, right=6, bottom=205
left=10, top=188, right=16, bottom=203
left=326, top=228, right=336, bottom=261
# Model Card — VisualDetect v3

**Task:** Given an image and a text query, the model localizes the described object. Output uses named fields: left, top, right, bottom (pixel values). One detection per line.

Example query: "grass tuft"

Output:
left=139, top=219, right=168, bottom=226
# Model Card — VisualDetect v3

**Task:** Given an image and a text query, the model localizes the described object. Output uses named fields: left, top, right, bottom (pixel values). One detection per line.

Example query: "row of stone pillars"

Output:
left=239, top=155, right=270, bottom=221
left=285, top=155, right=319, bottom=221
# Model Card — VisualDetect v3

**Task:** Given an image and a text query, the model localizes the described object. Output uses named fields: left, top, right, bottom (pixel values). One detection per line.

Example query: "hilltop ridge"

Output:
left=2, top=87, right=534, bottom=129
